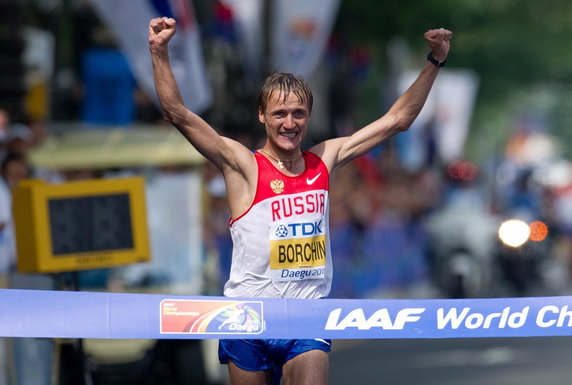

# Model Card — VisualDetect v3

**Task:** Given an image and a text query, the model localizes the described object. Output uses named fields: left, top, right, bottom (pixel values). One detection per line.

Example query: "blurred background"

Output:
left=2, top=0, right=572, bottom=384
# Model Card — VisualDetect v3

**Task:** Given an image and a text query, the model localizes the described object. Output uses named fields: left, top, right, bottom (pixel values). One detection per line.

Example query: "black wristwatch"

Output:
left=427, top=52, right=447, bottom=67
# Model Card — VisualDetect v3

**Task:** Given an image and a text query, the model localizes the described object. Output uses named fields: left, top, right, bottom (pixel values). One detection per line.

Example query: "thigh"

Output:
left=282, top=349, right=329, bottom=385
left=220, top=340, right=276, bottom=385
left=227, top=361, right=272, bottom=385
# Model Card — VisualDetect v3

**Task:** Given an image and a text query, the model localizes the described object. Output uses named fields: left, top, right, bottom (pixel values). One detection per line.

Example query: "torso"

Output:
left=223, top=150, right=333, bottom=299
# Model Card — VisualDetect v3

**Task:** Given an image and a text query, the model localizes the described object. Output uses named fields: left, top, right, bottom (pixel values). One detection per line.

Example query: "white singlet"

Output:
left=223, top=150, right=332, bottom=299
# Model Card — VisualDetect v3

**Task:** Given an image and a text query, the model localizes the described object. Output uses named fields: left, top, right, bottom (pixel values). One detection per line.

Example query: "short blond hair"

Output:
left=257, top=72, right=313, bottom=114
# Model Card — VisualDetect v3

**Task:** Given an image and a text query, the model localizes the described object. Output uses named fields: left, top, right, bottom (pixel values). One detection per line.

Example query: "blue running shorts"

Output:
left=218, top=338, right=332, bottom=375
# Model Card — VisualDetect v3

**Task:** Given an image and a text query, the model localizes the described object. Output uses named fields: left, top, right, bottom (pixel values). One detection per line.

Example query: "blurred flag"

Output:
left=271, top=0, right=341, bottom=78
left=220, top=0, right=264, bottom=79
left=90, top=0, right=212, bottom=114
left=222, top=0, right=341, bottom=79
left=398, top=69, right=479, bottom=169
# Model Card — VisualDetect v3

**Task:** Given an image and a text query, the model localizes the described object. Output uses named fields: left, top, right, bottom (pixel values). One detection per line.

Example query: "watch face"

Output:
left=48, top=193, right=134, bottom=255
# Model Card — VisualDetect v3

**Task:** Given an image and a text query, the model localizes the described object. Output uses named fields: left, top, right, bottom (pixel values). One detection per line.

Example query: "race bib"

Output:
left=268, top=218, right=327, bottom=282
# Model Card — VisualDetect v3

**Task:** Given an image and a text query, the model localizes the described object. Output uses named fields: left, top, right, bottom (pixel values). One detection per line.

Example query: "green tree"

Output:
left=335, top=0, right=572, bottom=160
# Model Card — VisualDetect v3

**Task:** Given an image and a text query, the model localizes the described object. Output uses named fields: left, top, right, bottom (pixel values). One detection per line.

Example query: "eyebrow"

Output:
left=270, top=106, right=308, bottom=114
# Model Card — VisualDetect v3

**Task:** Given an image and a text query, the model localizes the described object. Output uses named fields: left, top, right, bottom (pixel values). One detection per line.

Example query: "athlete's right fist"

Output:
left=149, top=17, right=177, bottom=51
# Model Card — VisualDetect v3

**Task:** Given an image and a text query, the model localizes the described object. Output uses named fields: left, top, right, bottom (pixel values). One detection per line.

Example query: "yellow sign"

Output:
left=269, top=235, right=327, bottom=269
left=13, top=177, right=150, bottom=273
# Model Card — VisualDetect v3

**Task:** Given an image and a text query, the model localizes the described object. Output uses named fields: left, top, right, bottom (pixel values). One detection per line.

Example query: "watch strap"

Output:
left=427, top=52, right=447, bottom=67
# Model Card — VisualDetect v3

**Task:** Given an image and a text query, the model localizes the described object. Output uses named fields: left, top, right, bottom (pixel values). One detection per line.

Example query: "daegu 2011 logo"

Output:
left=160, top=299, right=264, bottom=335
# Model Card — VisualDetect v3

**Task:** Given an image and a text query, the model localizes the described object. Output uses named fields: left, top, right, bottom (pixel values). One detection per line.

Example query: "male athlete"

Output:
left=149, top=16, right=451, bottom=385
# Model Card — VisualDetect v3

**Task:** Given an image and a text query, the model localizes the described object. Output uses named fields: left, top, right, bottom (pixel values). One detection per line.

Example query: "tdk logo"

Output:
left=275, top=225, right=289, bottom=238
left=275, top=221, right=324, bottom=238
left=325, top=308, right=426, bottom=330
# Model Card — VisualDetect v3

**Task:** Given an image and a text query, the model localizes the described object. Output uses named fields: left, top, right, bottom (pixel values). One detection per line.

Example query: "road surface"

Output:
left=330, top=336, right=572, bottom=384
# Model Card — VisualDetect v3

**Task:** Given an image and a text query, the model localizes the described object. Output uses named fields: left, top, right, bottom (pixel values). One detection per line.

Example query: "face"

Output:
left=3, top=159, right=30, bottom=188
left=258, top=91, right=310, bottom=152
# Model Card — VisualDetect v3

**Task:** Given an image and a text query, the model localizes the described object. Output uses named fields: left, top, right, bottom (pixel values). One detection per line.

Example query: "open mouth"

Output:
left=280, top=132, right=298, bottom=139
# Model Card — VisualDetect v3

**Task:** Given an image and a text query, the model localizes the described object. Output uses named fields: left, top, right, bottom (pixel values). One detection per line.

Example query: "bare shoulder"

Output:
left=218, top=137, right=258, bottom=218
left=308, top=137, right=349, bottom=172
left=219, top=136, right=257, bottom=173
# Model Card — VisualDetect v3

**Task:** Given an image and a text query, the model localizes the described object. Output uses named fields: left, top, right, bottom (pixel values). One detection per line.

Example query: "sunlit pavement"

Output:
left=330, top=336, right=572, bottom=384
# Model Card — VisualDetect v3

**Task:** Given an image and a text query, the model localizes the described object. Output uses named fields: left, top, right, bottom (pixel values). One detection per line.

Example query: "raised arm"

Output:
left=149, top=17, right=256, bottom=217
left=148, top=17, right=250, bottom=170
left=314, top=28, right=452, bottom=171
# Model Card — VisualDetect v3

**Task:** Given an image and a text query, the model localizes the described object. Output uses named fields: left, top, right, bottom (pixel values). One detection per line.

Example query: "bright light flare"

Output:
left=529, top=221, right=549, bottom=242
left=498, top=219, right=530, bottom=248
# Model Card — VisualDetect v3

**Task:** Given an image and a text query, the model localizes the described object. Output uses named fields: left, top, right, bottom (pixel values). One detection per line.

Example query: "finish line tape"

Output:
left=1, top=289, right=572, bottom=339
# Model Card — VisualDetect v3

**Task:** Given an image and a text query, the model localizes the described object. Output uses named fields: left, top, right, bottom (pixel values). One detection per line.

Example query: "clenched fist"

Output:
left=424, top=28, right=452, bottom=61
left=149, top=17, right=177, bottom=52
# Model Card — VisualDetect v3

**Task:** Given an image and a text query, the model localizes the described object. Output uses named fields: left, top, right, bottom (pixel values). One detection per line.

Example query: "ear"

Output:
left=258, top=107, right=265, bottom=124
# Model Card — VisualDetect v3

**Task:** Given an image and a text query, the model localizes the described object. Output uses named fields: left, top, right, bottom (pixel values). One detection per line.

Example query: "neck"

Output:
left=259, top=148, right=303, bottom=170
